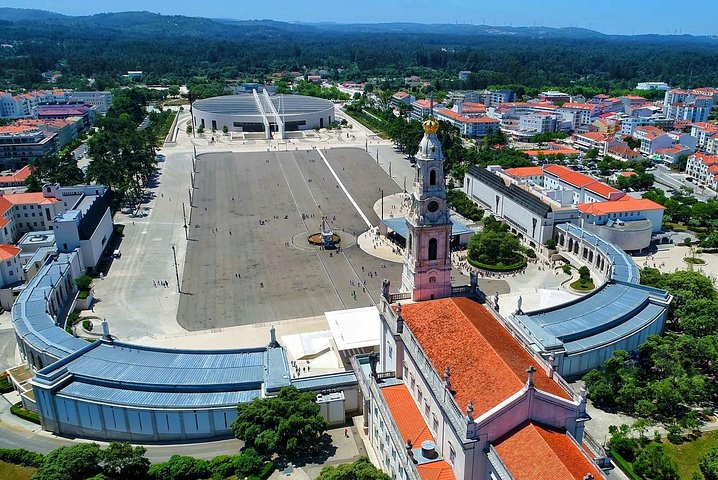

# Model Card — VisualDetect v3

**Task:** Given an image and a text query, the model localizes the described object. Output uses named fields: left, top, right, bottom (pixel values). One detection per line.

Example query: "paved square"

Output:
left=177, top=148, right=403, bottom=330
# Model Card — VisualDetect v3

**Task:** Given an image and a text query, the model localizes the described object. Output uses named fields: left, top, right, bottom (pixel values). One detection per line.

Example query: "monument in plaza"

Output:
left=308, top=216, right=341, bottom=248
left=400, top=115, right=453, bottom=301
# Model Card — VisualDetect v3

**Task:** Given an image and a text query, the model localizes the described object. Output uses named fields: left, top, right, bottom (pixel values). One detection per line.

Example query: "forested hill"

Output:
left=1, top=8, right=718, bottom=91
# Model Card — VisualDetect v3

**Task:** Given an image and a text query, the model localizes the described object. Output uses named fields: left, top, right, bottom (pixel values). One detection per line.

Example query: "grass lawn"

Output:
left=570, top=278, right=595, bottom=291
left=663, top=429, right=718, bottom=479
left=0, top=461, right=36, bottom=480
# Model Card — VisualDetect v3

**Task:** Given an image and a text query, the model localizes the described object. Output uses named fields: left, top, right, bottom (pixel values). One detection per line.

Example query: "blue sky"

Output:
left=4, top=0, right=717, bottom=35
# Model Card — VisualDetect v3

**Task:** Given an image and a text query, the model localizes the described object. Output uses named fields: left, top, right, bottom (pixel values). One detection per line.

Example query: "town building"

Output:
left=576, top=197, right=665, bottom=251
left=663, top=89, right=714, bottom=123
left=574, top=132, right=610, bottom=154
left=606, top=142, right=642, bottom=161
left=543, top=164, right=624, bottom=203
left=636, top=82, right=670, bottom=91
left=619, top=115, right=656, bottom=137
left=391, top=91, right=416, bottom=108
left=464, top=166, right=579, bottom=247
left=655, top=145, right=692, bottom=164
left=0, top=165, right=32, bottom=188
left=0, top=125, right=57, bottom=167
left=689, top=122, right=718, bottom=150
left=458, top=70, right=472, bottom=81
left=434, top=108, right=499, bottom=138
left=557, top=103, right=599, bottom=131
left=633, top=125, right=673, bottom=155
left=685, top=153, right=718, bottom=190
left=539, top=91, right=571, bottom=103
left=410, top=99, right=444, bottom=121
left=0, top=243, right=23, bottom=308
left=518, top=111, right=561, bottom=134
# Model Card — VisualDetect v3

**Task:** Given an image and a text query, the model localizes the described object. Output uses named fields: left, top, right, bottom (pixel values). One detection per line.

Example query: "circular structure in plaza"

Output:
left=191, top=93, right=335, bottom=135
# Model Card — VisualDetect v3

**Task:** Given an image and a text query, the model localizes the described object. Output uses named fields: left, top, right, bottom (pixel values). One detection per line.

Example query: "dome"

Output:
left=422, top=118, right=440, bottom=134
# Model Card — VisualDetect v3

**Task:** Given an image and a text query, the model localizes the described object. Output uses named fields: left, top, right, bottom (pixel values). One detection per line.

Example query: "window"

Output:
left=429, top=276, right=436, bottom=284
left=410, top=375, right=415, bottom=391
left=9, top=270, right=12, bottom=276
left=429, top=169, right=437, bottom=186
left=424, top=402, right=430, bottom=417
left=417, top=389, right=423, bottom=404
left=432, top=414, right=438, bottom=432
left=6, top=261, right=10, bottom=266
left=403, top=363, right=408, bottom=378
left=428, top=238, right=438, bottom=261
left=449, top=444, right=456, bottom=464
left=387, top=343, right=393, bottom=360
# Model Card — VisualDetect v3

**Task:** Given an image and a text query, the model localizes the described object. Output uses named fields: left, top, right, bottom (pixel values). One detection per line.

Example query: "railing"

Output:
left=389, top=292, right=411, bottom=302
left=583, top=431, right=611, bottom=468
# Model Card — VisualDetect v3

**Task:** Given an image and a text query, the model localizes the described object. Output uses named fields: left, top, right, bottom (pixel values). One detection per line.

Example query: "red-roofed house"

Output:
left=686, top=153, right=718, bottom=190
left=574, top=131, right=610, bottom=154
left=577, top=197, right=665, bottom=250
left=391, top=91, right=416, bottom=107
left=358, top=297, right=608, bottom=480
left=503, top=166, right=544, bottom=183
left=607, top=143, right=642, bottom=161
left=689, top=122, right=718, bottom=149
left=557, top=103, right=599, bottom=130
left=543, top=164, right=624, bottom=203
left=633, top=125, right=673, bottom=155
left=411, top=99, right=444, bottom=121
left=0, top=165, right=32, bottom=187
left=655, top=145, right=692, bottom=165
left=434, top=108, right=499, bottom=138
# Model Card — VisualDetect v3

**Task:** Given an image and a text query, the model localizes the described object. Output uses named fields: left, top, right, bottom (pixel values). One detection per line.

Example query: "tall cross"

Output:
left=429, top=95, right=434, bottom=118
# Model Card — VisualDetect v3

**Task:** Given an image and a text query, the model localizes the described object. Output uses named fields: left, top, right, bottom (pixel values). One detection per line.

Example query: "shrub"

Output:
left=148, top=455, right=210, bottom=480
left=10, top=403, right=40, bottom=424
left=0, top=373, right=13, bottom=393
left=78, top=290, right=89, bottom=299
left=525, top=248, right=536, bottom=258
left=247, top=462, right=276, bottom=480
left=544, top=239, right=557, bottom=249
left=562, top=264, right=572, bottom=275
left=578, top=266, right=591, bottom=281
left=74, top=275, right=93, bottom=291
left=0, top=448, right=44, bottom=467
left=82, top=319, right=93, bottom=331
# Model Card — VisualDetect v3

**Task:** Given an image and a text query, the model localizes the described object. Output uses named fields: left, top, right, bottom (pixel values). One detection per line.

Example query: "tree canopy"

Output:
left=231, top=385, right=328, bottom=457
left=316, top=457, right=390, bottom=480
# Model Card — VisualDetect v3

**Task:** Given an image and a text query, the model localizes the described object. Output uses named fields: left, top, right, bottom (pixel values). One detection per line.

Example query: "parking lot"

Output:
left=176, top=148, right=404, bottom=330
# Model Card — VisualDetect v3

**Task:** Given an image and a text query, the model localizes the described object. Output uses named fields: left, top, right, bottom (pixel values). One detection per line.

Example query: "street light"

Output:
left=171, top=244, right=181, bottom=294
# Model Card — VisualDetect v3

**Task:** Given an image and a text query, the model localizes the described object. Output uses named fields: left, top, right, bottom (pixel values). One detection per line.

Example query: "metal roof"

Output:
left=291, top=371, right=358, bottom=392
left=12, top=251, right=88, bottom=361
left=467, top=166, right=553, bottom=217
left=33, top=340, right=290, bottom=409
left=511, top=224, right=669, bottom=354
left=192, top=94, right=333, bottom=117
left=382, top=216, right=475, bottom=239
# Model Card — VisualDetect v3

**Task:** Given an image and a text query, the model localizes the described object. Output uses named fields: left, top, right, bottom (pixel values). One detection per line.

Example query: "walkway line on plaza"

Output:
left=316, top=149, right=372, bottom=229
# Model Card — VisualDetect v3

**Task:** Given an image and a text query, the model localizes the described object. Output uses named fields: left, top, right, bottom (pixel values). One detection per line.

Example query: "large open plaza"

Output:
left=177, top=148, right=404, bottom=330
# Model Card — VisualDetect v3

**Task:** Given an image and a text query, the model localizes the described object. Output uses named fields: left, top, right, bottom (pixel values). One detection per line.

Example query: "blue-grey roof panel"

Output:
left=58, top=382, right=261, bottom=408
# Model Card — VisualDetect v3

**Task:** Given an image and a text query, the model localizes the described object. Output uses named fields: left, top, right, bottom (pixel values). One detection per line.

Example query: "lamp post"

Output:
left=171, top=244, right=181, bottom=294
left=381, top=189, right=384, bottom=220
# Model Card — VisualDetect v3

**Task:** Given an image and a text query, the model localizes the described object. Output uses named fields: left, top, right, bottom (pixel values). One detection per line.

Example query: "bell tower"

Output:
left=401, top=117, right=452, bottom=301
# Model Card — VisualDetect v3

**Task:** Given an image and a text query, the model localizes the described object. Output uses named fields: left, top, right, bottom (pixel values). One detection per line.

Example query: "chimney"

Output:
left=101, top=319, right=112, bottom=341
left=526, top=365, right=536, bottom=388
left=420, top=440, right=439, bottom=460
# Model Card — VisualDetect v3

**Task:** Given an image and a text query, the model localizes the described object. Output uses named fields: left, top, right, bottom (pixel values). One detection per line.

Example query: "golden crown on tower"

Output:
left=422, top=118, right=439, bottom=134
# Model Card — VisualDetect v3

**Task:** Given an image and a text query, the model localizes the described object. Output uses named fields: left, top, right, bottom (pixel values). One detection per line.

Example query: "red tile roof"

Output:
left=692, top=153, right=718, bottom=166
left=559, top=103, right=595, bottom=110
left=401, top=298, right=570, bottom=418
left=0, top=165, right=32, bottom=185
left=577, top=197, right=664, bottom=215
left=504, top=166, right=544, bottom=177
left=543, top=165, right=621, bottom=198
left=2, top=192, right=57, bottom=205
left=494, top=422, right=603, bottom=480
left=393, top=91, right=410, bottom=99
left=436, top=108, right=498, bottom=124
left=576, top=132, right=609, bottom=142
left=416, top=461, right=455, bottom=480
left=382, top=384, right=433, bottom=446
left=0, top=244, right=20, bottom=261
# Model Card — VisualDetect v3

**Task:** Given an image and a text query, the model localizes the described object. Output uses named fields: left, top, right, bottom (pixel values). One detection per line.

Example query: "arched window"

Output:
left=429, top=169, right=437, bottom=186
left=428, top=238, right=438, bottom=261
left=408, top=234, right=413, bottom=252
left=429, top=276, right=436, bottom=284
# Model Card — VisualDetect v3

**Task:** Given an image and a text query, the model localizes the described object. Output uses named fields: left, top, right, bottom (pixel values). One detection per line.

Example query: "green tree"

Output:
left=316, top=457, right=391, bottom=480
left=101, top=442, right=150, bottom=479
left=34, top=443, right=103, bottom=480
left=700, top=446, right=718, bottom=480
left=231, top=386, right=327, bottom=457
left=147, top=455, right=210, bottom=480
left=633, top=443, right=679, bottom=480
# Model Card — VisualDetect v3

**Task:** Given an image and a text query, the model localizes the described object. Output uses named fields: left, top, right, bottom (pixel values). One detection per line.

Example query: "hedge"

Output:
left=10, top=403, right=40, bottom=425
left=0, top=373, right=13, bottom=394
left=467, top=255, right=527, bottom=272
left=0, top=448, right=44, bottom=468
left=248, top=462, right=276, bottom=480
left=610, top=448, right=642, bottom=480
